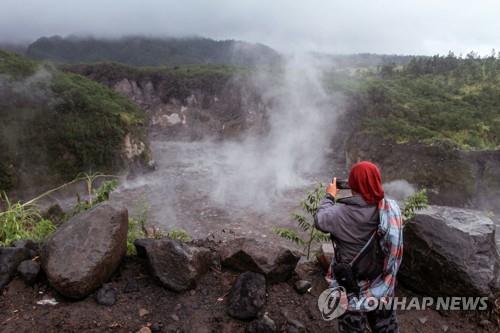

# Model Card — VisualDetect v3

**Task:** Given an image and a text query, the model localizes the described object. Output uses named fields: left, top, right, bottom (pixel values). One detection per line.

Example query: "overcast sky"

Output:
left=1, top=0, right=498, bottom=55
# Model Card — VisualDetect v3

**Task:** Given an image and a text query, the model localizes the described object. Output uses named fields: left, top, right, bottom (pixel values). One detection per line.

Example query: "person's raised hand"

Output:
left=326, top=177, right=338, bottom=198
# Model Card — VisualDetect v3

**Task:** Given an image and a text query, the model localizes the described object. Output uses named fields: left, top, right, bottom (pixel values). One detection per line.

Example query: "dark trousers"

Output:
left=338, top=309, right=399, bottom=333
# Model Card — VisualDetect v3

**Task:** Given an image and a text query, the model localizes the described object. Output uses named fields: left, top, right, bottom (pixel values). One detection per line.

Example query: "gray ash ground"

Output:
left=42, top=139, right=344, bottom=243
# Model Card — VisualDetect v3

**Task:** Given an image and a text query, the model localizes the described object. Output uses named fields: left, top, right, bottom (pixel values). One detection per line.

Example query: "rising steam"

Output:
left=207, top=54, right=339, bottom=210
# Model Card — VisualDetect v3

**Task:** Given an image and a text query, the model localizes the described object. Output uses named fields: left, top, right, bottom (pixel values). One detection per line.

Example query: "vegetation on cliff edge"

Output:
left=327, top=52, right=500, bottom=150
left=0, top=50, right=147, bottom=192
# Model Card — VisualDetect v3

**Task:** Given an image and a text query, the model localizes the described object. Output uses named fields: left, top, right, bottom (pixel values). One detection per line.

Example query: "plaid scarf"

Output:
left=326, top=198, right=404, bottom=311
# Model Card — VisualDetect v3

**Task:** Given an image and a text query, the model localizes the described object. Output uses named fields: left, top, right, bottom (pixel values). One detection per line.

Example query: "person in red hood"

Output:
left=315, top=161, right=400, bottom=333
left=347, top=161, right=385, bottom=204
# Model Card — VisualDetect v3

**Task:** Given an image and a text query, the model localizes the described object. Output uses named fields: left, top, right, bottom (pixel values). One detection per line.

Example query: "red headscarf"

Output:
left=348, top=161, right=385, bottom=205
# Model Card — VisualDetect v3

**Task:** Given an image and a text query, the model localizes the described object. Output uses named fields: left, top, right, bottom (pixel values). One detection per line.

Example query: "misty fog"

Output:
left=1, top=0, right=499, bottom=55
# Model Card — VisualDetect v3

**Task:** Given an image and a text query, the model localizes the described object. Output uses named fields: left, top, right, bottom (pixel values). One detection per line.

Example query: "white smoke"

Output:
left=207, top=54, right=339, bottom=210
left=383, top=179, right=416, bottom=202
left=109, top=54, right=342, bottom=232
left=0, top=66, right=53, bottom=105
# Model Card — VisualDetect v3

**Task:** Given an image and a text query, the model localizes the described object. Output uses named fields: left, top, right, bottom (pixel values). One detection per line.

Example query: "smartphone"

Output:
left=336, top=179, right=351, bottom=190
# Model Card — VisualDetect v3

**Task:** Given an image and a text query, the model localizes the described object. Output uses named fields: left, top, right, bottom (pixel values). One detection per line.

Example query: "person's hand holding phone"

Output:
left=326, top=177, right=338, bottom=198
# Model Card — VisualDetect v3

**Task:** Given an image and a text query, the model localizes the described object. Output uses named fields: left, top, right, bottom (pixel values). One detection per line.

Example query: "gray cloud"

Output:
left=1, top=0, right=498, bottom=55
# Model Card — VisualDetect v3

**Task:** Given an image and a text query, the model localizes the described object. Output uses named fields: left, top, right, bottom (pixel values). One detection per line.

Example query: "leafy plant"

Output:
left=402, top=189, right=429, bottom=221
left=273, top=183, right=330, bottom=259
left=72, top=173, right=118, bottom=214
left=0, top=192, right=56, bottom=246
left=94, top=179, right=118, bottom=204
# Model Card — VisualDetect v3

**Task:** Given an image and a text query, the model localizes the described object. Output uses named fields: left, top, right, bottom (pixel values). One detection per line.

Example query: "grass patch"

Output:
left=0, top=193, right=56, bottom=246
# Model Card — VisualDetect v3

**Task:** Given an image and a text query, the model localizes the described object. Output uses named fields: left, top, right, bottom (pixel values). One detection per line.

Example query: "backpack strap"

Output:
left=349, top=230, right=377, bottom=267
left=330, top=229, right=377, bottom=267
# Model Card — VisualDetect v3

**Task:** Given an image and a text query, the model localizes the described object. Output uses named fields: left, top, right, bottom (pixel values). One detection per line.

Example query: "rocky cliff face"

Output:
left=114, top=77, right=268, bottom=140
left=346, top=133, right=500, bottom=212
left=66, top=64, right=270, bottom=141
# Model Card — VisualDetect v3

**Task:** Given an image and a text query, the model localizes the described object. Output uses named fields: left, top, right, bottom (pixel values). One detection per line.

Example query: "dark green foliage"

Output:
left=0, top=51, right=146, bottom=191
left=26, top=36, right=281, bottom=67
left=334, top=52, right=500, bottom=150
left=39, top=72, right=144, bottom=177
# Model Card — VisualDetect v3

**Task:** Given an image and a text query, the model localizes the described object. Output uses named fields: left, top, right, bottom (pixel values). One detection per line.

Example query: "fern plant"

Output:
left=402, top=189, right=429, bottom=221
left=273, top=183, right=330, bottom=259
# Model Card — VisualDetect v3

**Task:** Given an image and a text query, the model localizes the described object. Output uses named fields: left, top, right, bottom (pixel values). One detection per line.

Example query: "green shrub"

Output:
left=0, top=51, right=147, bottom=191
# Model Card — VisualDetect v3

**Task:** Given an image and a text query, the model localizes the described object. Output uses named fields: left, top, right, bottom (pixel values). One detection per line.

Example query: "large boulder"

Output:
left=134, top=238, right=212, bottom=292
left=399, top=205, right=500, bottom=297
left=41, top=203, right=128, bottom=299
left=227, top=271, right=267, bottom=320
left=220, top=238, right=300, bottom=283
left=0, top=247, right=31, bottom=288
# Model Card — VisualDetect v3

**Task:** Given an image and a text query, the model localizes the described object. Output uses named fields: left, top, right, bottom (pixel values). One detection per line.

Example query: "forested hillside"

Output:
left=333, top=52, right=500, bottom=150
left=26, top=36, right=281, bottom=66
left=0, top=50, right=148, bottom=193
